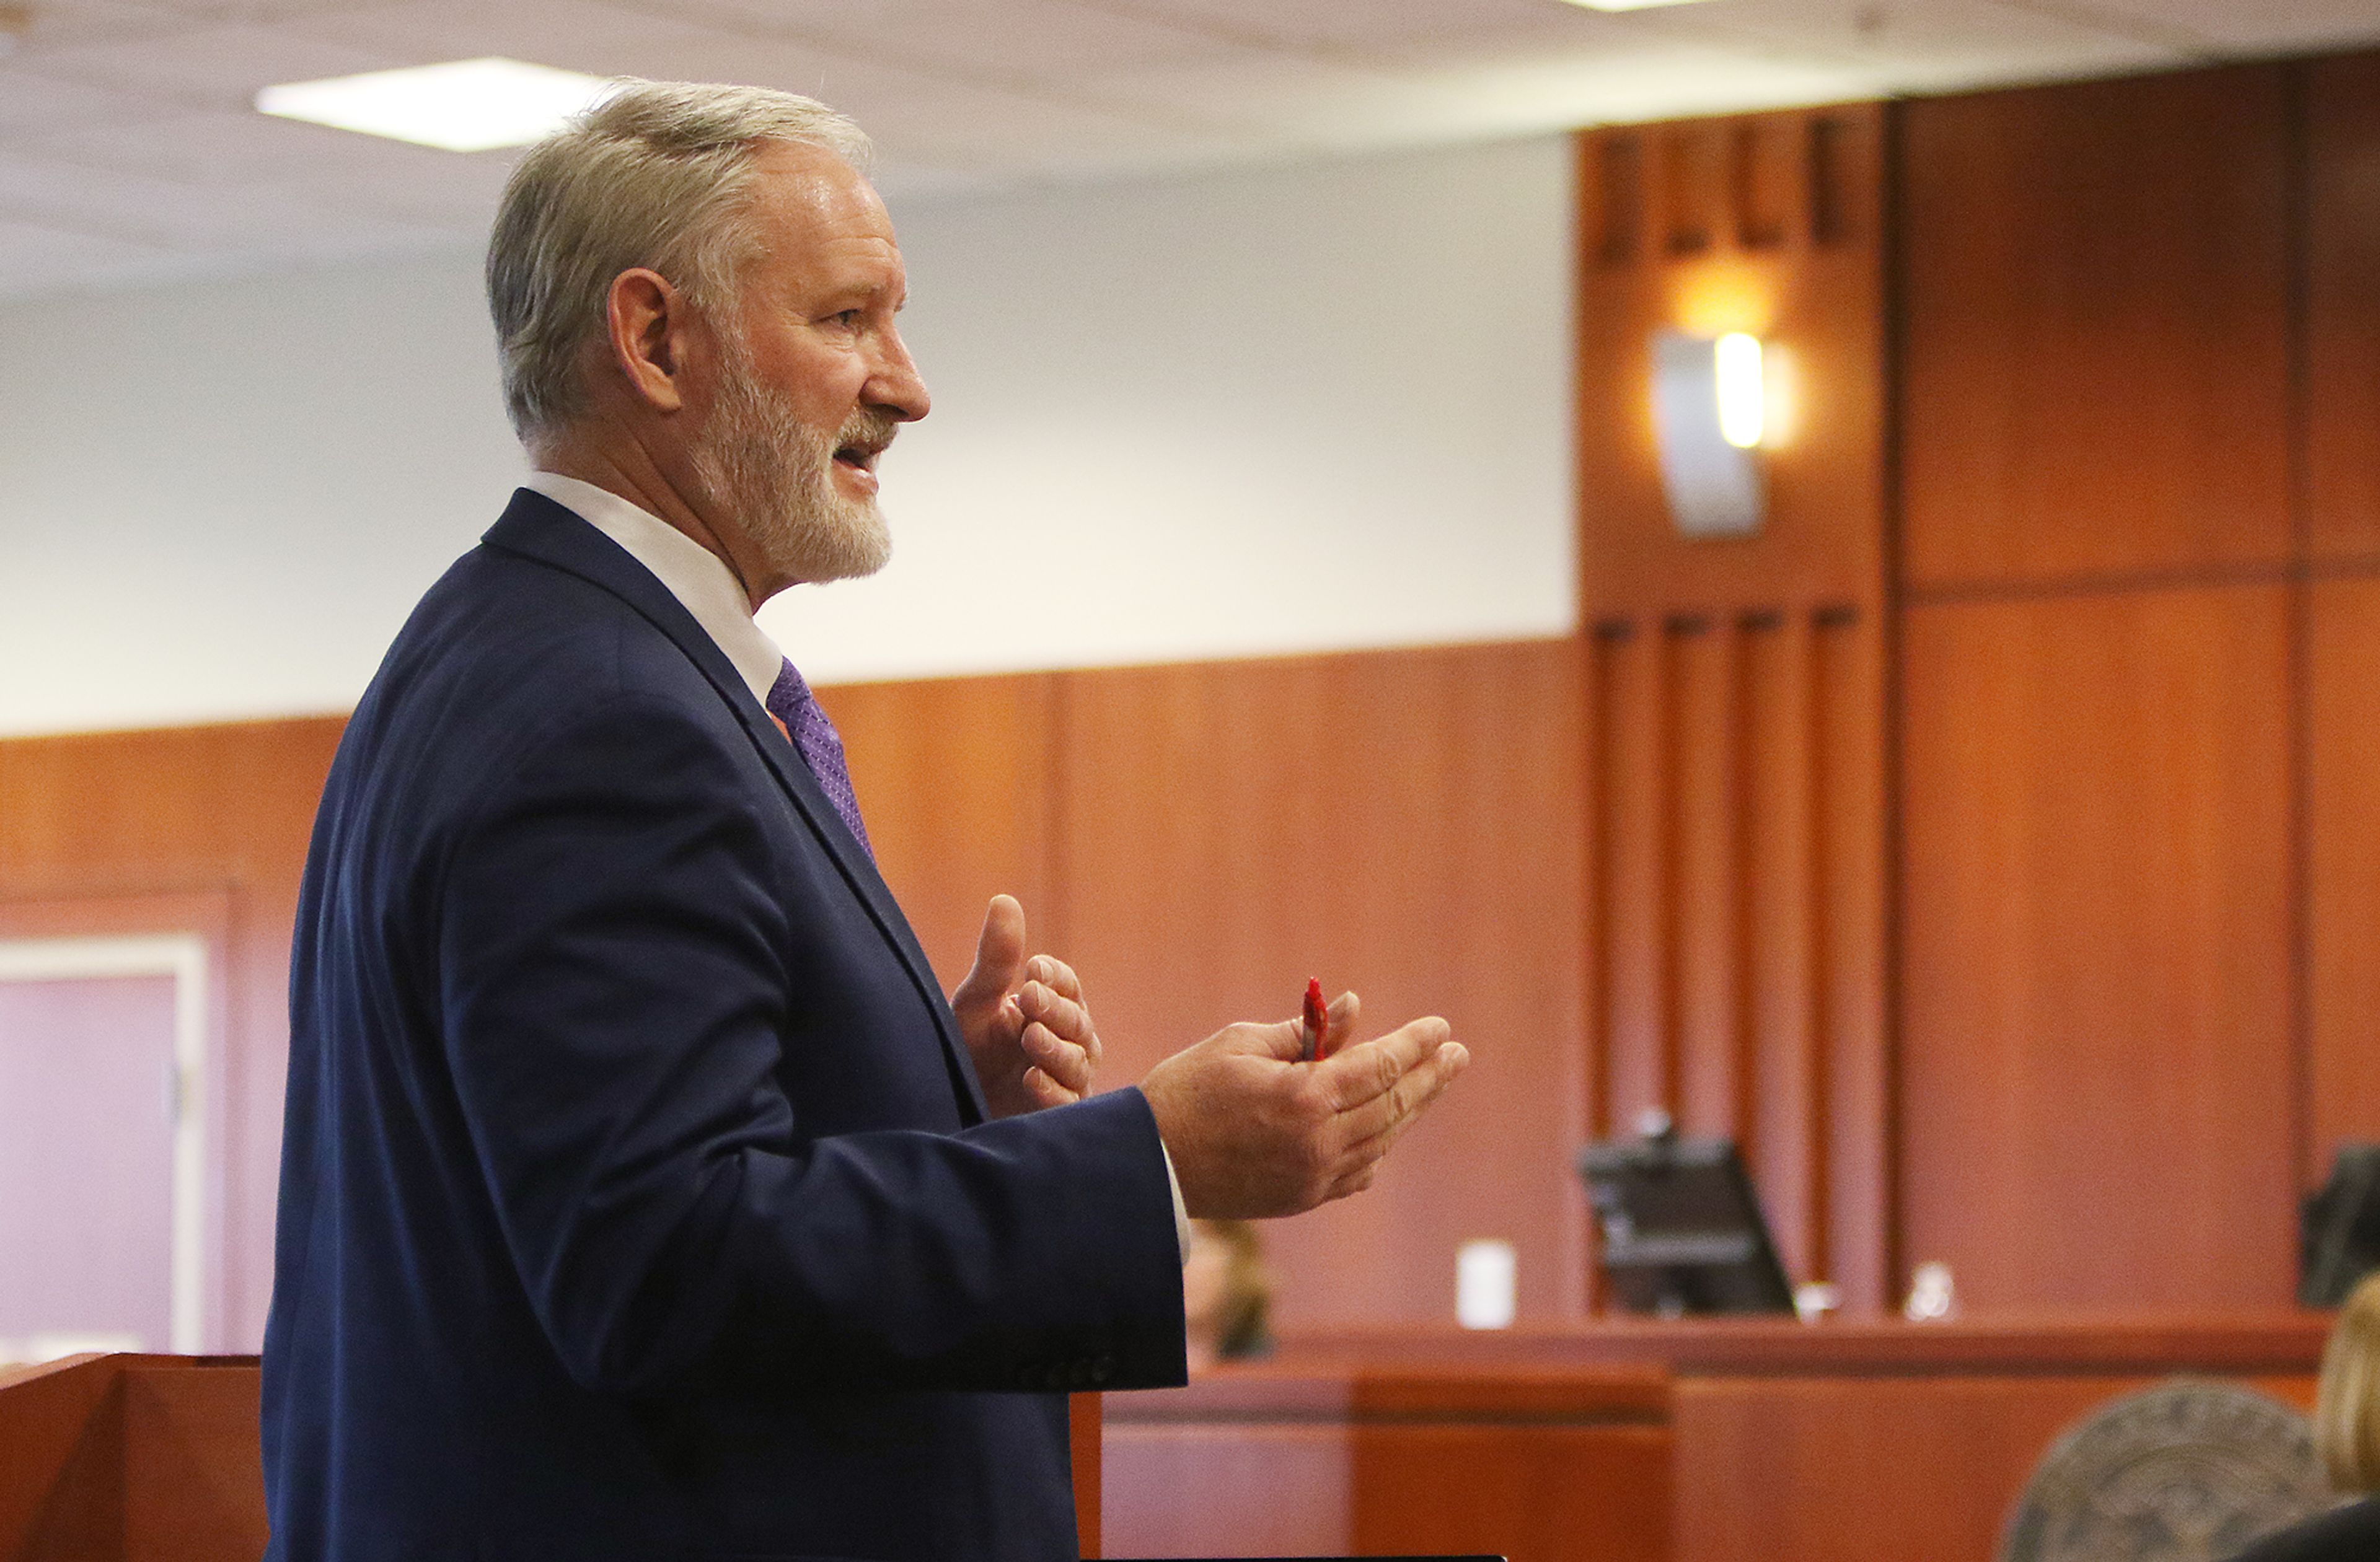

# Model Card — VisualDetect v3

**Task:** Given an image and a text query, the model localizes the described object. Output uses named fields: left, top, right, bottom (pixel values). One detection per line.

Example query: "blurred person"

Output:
left=258, top=79, right=1468, bottom=1562
left=1183, top=1219, right=1274, bottom=1372
left=2226, top=1270, right=2380, bottom=1560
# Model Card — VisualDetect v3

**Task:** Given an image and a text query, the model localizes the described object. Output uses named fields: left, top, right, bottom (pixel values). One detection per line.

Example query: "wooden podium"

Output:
left=0, top=1354, right=267, bottom=1562
left=0, top=1355, right=1106, bottom=1561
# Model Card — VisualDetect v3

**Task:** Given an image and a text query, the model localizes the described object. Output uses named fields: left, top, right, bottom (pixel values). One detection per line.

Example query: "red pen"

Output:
left=1302, top=978, right=1328, bottom=1063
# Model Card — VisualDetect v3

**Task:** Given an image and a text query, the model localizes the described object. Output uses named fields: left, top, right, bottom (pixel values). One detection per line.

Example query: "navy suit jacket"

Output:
left=261, top=490, right=1186, bottom=1562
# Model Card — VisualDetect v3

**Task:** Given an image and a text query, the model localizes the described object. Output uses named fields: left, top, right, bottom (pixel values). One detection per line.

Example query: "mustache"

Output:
left=834, top=408, right=901, bottom=459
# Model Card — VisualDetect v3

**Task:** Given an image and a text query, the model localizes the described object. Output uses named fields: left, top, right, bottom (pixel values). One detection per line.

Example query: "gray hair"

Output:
left=487, top=79, right=873, bottom=441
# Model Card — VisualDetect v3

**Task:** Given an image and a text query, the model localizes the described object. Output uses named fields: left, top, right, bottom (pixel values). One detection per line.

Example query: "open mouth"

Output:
left=834, top=442, right=879, bottom=475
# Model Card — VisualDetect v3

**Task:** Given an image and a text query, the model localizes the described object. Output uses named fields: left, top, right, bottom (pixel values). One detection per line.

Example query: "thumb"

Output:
left=953, top=894, right=1028, bottom=1014
left=1243, top=1015, right=1308, bottom=1063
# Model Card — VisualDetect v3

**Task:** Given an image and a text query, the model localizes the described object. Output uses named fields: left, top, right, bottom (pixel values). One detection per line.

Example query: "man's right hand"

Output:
left=1137, top=993, right=1469, bottom=1219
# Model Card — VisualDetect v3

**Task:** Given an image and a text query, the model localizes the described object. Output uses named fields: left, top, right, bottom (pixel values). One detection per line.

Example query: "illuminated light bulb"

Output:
left=1715, top=332, right=1764, bottom=450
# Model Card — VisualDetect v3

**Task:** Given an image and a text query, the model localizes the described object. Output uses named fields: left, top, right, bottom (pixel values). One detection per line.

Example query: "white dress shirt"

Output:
left=518, top=472, right=1192, bottom=1260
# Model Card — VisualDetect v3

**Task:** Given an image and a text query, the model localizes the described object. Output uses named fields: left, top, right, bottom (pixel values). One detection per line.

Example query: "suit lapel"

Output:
left=483, top=489, right=990, bottom=1125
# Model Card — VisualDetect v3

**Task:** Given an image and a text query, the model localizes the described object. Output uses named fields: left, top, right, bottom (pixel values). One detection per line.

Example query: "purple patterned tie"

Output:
left=765, top=657, right=875, bottom=861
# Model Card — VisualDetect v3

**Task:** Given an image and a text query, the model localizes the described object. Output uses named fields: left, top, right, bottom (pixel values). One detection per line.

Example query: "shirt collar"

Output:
left=521, top=472, right=783, bottom=709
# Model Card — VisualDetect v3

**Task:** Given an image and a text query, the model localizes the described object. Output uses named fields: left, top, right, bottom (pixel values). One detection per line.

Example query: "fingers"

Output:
left=951, top=894, right=1028, bottom=1015
left=1016, top=960, right=1100, bottom=1098
left=1016, top=977, right=1096, bottom=1057
left=1019, top=1021, right=1094, bottom=1099
left=1313, top=1040, right=1469, bottom=1202
left=1334, top=1039, right=1469, bottom=1161
left=1025, top=953, right=1083, bottom=1005
left=1314, top=1014, right=1452, bottom=1110
left=1020, top=1064, right=1077, bottom=1110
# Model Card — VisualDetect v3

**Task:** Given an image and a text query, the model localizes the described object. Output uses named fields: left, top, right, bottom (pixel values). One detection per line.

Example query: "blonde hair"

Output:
left=2316, top=1270, right=2380, bottom=1491
left=1199, top=1219, right=1274, bottom=1360
left=486, top=79, right=871, bottom=440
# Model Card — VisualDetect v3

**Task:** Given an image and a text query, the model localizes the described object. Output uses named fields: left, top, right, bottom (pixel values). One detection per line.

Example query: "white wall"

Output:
left=0, top=136, right=1575, bottom=737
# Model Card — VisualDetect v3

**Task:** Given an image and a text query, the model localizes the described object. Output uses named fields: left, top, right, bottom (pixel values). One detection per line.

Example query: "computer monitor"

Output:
left=2301, top=1141, right=2380, bottom=1307
left=1577, top=1129, right=1796, bottom=1317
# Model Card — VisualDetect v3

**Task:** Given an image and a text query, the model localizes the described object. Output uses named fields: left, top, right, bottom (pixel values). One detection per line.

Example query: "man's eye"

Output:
left=827, top=309, right=863, bottom=327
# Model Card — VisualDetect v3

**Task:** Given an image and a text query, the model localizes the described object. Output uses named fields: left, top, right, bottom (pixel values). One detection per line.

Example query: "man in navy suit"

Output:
left=260, top=81, right=1468, bottom=1562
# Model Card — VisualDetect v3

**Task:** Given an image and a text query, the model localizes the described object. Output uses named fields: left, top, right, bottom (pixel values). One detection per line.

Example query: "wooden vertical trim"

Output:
left=1592, top=134, right=1645, bottom=270
left=1041, top=673, right=1075, bottom=964
left=1797, top=613, right=1833, bottom=1288
left=1601, top=622, right=1668, bottom=1139
left=1662, top=125, right=1722, bottom=257
left=1658, top=618, right=1701, bottom=1128
left=1732, top=121, right=1793, bottom=250
left=1672, top=615, right=1740, bottom=1139
left=1814, top=607, right=1887, bottom=1314
left=1740, top=611, right=1820, bottom=1284
left=1072, top=1392, right=1101, bottom=1556
left=2284, top=62, right=2318, bottom=1199
left=1584, top=623, right=1626, bottom=1309
left=1730, top=617, right=1762, bottom=1165
left=1872, top=95, right=1910, bottom=1318
left=1809, top=115, right=1852, bottom=247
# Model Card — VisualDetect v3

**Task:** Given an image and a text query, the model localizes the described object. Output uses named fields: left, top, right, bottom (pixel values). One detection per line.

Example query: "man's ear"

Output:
left=605, top=267, right=691, bottom=415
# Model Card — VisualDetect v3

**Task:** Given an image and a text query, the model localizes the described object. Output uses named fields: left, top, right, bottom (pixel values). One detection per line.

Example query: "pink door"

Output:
left=0, top=973, right=178, bottom=1353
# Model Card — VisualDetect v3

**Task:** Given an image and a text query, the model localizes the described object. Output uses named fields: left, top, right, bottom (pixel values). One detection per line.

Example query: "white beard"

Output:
left=689, top=333, right=893, bottom=586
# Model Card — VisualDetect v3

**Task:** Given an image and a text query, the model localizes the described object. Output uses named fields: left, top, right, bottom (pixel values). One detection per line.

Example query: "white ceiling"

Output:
left=2, top=0, right=2377, bottom=301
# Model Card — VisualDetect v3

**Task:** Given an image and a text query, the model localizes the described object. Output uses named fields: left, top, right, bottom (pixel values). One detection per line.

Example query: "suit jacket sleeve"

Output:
left=431, top=687, right=1186, bottom=1399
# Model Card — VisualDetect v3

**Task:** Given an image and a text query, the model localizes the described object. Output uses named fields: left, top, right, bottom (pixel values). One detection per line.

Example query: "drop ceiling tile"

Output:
left=1630, top=0, right=2193, bottom=90
left=284, top=0, right=766, bottom=79
left=0, top=144, right=449, bottom=252
left=0, top=0, right=193, bottom=51
left=0, top=214, right=175, bottom=294
left=1094, top=38, right=1875, bottom=149
left=22, top=106, right=469, bottom=186
left=668, top=0, right=1254, bottom=82
left=275, top=139, right=520, bottom=229
left=0, top=65, right=187, bottom=141
left=1075, top=0, right=1613, bottom=60
left=26, top=19, right=402, bottom=109
left=595, top=34, right=1249, bottom=175
left=2054, top=0, right=2380, bottom=53
left=1426, top=45, right=1889, bottom=132
left=132, top=0, right=398, bottom=19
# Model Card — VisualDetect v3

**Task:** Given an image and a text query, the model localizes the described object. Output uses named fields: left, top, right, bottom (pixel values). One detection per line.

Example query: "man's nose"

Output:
left=870, top=330, right=930, bottom=423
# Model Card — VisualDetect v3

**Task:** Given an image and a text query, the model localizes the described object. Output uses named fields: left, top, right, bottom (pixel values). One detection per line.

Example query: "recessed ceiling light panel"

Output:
left=255, top=58, right=614, bottom=153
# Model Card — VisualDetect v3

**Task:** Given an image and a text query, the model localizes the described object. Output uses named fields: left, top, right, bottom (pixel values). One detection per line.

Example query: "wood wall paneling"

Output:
left=1898, top=68, right=2294, bottom=588
left=0, top=719, right=344, bottom=1352
left=1593, top=623, right=1672, bottom=1144
left=2307, top=53, right=2380, bottom=560
left=1899, top=586, right=2296, bottom=1307
left=817, top=673, right=1057, bottom=991
left=2308, top=577, right=2380, bottom=1177
left=1576, top=107, right=1886, bottom=612
left=1576, top=105, right=1889, bottom=1312
left=1815, top=610, right=1889, bottom=1312
left=1053, top=643, right=1590, bottom=1329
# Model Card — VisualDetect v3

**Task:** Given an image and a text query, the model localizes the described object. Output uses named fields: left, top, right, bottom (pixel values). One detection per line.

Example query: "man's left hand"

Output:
left=950, top=894, right=1100, bottom=1118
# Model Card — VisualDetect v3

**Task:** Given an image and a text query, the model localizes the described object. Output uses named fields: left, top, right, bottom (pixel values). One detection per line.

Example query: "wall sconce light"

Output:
left=1653, top=328, right=1766, bottom=538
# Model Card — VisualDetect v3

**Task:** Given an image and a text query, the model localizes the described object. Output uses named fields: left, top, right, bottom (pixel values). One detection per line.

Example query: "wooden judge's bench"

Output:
left=1102, top=1312, right=2335, bottom=1562
left=0, top=1314, right=2332, bottom=1561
